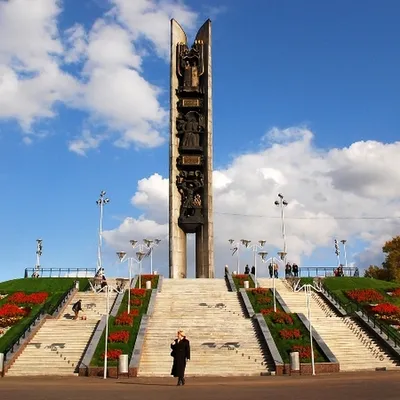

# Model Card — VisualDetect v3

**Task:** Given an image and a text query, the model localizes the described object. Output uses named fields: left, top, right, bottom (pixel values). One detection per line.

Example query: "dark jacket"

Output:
left=72, top=301, right=82, bottom=312
left=171, top=338, right=190, bottom=378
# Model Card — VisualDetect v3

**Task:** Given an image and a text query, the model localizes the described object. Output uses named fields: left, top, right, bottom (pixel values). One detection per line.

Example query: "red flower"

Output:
left=130, top=298, right=142, bottom=306
left=7, top=292, right=49, bottom=305
left=260, top=308, right=275, bottom=315
left=129, top=308, right=140, bottom=316
left=101, top=349, right=122, bottom=360
left=279, top=328, right=302, bottom=340
left=346, top=289, right=384, bottom=304
left=371, top=303, right=400, bottom=315
left=233, top=274, right=249, bottom=279
left=115, top=312, right=134, bottom=326
left=291, top=345, right=312, bottom=360
left=0, top=304, right=29, bottom=317
left=131, top=289, right=146, bottom=297
left=108, top=330, right=130, bottom=343
left=391, top=288, right=400, bottom=298
left=252, top=288, right=268, bottom=295
left=270, top=311, right=293, bottom=325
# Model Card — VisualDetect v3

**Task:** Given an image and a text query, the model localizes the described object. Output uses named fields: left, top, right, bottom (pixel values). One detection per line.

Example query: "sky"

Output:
left=0, top=0, right=399, bottom=281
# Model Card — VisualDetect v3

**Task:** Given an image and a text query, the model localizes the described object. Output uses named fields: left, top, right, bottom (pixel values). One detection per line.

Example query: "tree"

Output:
left=382, top=236, right=400, bottom=281
left=364, top=265, right=390, bottom=280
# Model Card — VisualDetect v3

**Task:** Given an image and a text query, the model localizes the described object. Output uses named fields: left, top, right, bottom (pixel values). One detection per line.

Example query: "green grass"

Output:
left=323, top=277, right=400, bottom=292
left=0, top=278, right=90, bottom=293
left=246, top=288, right=328, bottom=364
left=91, top=290, right=151, bottom=366
left=0, top=278, right=90, bottom=353
left=299, top=278, right=315, bottom=286
left=232, top=274, right=255, bottom=290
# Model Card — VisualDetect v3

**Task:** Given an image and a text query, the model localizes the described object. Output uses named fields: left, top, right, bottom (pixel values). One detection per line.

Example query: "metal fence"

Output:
left=297, top=266, right=355, bottom=278
left=24, top=267, right=97, bottom=278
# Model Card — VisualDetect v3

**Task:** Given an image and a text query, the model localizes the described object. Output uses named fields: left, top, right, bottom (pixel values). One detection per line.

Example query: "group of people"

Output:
left=333, top=265, right=359, bottom=277
left=244, top=265, right=256, bottom=275
left=284, top=262, right=299, bottom=278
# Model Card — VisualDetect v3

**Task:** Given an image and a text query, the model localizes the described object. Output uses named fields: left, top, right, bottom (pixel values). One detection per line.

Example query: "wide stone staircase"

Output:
left=6, top=291, right=117, bottom=376
left=258, top=278, right=399, bottom=371
left=138, top=278, right=272, bottom=377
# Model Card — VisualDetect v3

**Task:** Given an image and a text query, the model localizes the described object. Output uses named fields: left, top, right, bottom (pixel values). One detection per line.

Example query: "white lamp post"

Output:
left=340, top=239, right=348, bottom=268
left=274, top=193, right=289, bottom=263
left=143, top=238, right=161, bottom=275
left=293, top=278, right=323, bottom=376
left=136, top=248, right=146, bottom=289
left=96, top=191, right=110, bottom=275
left=103, top=284, right=110, bottom=379
left=240, top=240, right=266, bottom=288
left=116, top=251, right=132, bottom=314
left=259, top=251, right=277, bottom=312
left=228, top=239, right=242, bottom=273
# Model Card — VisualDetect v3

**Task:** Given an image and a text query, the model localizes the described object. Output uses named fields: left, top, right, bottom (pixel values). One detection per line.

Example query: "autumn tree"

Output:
left=382, top=236, right=400, bottom=281
left=364, top=265, right=390, bottom=280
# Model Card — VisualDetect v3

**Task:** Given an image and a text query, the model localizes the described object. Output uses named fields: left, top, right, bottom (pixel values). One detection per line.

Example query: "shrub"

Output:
left=346, top=289, right=384, bottom=304
left=108, top=331, right=130, bottom=343
left=101, top=349, right=123, bottom=360
left=271, top=311, right=293, bottom=325
left=114, top=312, right=134, bottom=326
left=291, top=345, right=312, bottom=360
left=7, top=292, right=49, bottom=305
left=130, top=298, right=142, bottom=306
left=279, top=328, right=302, bottom=340
left=131, top=289, right=146, bottom=297
left=371, top=303, right=400, bottom=316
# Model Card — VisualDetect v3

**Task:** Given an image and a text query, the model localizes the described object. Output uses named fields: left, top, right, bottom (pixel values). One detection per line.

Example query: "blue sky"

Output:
left=0, top=0, right=399, bottom=281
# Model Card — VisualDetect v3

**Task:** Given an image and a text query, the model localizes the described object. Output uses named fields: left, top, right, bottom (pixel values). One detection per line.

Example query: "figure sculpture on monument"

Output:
left=177, top=112, right=204, bottom=149
left=177, top=41, right=204, bottom=92
left=177, top=171, right=204, bottom=217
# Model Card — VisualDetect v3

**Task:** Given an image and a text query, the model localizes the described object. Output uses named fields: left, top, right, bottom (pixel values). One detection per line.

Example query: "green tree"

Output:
left=382, top=236, right=400, bottom=281
left=364, top=265, right=390, bottom=280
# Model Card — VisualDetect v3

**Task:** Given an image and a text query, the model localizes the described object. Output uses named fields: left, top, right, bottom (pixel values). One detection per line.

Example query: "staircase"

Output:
left=258, top=278, right=399, bottom=371
left=138, top=279, right=272, bottom=377
left=6, top=291, right=117, bottom=376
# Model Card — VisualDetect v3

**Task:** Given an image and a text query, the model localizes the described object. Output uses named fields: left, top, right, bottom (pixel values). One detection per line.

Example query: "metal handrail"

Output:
left=24, top=267, right=97, bottom=278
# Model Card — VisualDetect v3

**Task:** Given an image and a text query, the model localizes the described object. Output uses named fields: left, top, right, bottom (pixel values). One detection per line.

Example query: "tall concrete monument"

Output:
left=169, top=19, right=214, bottom=279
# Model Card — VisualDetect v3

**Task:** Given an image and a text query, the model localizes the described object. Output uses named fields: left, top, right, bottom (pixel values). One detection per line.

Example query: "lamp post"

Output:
left=35, top=239, right=43, bottom=275
left=340, top=240, right=348, bottom=268
left=143, top=239, right=161, bottom=275
left=240, top=240, right=266, bottom=288
left=228, top=239, right=241, bottom=273
left=116, top=251, right=132, bottom=314
left=136, top=247, right=146, bottom=289
left=274, top=193, right=289, bottom=262
left=259, top=251, right=277, bottom=311
left=96, top=191, right=110, bottom=275
left=103, top=284, right=110, bottom=379
left=293, top=279, right=323, bottom=376
left=334, top=239, right=341, bottom=267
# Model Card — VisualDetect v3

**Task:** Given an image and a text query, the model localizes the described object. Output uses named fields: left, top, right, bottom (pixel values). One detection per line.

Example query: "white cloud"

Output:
left=103, top=127, right=400, bottom=277
left=68, top=129, right=104, bottom=156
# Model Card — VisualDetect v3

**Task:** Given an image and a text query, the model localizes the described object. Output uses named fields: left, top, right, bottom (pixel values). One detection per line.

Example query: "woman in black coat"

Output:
left=171, top=330, right=190, bottom=386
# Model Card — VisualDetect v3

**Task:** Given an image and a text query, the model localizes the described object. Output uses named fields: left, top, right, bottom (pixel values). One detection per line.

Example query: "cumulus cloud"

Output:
left=103, top=127, right=400, bottom=277
left=0, top=0, right=198, bottom=151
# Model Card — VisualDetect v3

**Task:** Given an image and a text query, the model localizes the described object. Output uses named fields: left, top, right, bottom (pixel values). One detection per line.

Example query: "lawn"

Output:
left=246, top=288, right=327, bottom=364
left=0, top=278, right=89, bottom=354
left=91, top=288, right=151, bottom=366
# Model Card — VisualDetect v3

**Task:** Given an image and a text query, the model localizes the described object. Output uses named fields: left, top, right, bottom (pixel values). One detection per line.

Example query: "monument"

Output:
left=169, top=19, right=214, bottom=279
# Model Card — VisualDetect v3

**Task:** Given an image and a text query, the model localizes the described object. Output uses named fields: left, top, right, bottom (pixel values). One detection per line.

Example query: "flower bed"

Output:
left=232, top=274, right=255, bottom=290
left=7, top=292, right=49, bottom=305
left=136, top=275, right=159, bottom=289
left=91, top=287, right=152, bottom=366
left=345, top=289, right=384, bottom=304
left=246, top=288, right=327, bottom=363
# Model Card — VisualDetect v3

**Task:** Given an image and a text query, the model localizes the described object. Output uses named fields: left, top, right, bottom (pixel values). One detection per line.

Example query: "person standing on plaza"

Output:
left=171, top=330, right=191, bottom=386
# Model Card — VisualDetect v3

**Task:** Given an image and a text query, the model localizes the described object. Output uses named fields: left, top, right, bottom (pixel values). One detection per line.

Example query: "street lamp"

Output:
left=116, top=251, right=132, bottom=314
left=340, top=240, right=348, bottom=268
left=136, top=248, right=146, bottom=289
left=96, top=191, right=110, bottom=275
left=35, top=239, right=43, bottom=276
left=240, top=240, right=266, bottom=288
left=293, top=279, right=323, bottom=376
left=143, top=238, right=161, bottom=275
left=228, top=239, right=241, bottom=273
left=103, top=283, right=110, bottom=379
left=274, top=193, right=289, bottom=262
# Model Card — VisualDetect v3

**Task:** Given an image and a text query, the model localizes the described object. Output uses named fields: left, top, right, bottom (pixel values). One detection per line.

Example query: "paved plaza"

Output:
left=1, top=371, right=400, bottom=400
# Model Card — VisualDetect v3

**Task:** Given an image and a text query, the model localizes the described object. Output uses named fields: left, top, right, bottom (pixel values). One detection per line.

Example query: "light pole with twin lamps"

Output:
left=274, top=193, right=289, bottom=262
left=340, top=239, right=348, bottom=268
left=96, top=191, right=110, bottom=275
left=228, top=239, right=242, bottom=273
left=239, top=240, right=266, bottom=288
left=130, top=240, right=147, bottom=289
left=143, top=239, right=161, bottom=275
left=116, top=250, right=135, bottom=314
left=293, top=278, right=323, bottom=376
left=35, top=239, right=43, bottom=275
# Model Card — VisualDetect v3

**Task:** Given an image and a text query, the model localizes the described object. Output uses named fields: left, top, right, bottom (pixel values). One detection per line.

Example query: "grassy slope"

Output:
left=0, top=278, right=89, bottom=353
left=91, top=290, right=151, bottom=366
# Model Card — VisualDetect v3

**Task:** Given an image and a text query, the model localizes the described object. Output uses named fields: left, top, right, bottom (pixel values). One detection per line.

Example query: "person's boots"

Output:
left=177, top=378, right=182, bottom=386
left=181, top=378, right=185, bottom=386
